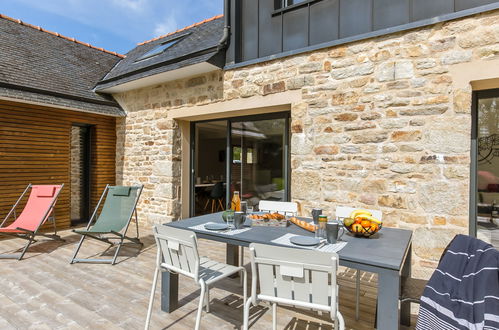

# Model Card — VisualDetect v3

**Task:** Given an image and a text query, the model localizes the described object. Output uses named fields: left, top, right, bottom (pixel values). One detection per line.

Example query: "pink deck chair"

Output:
left=0, top=184, right=64, bottom=260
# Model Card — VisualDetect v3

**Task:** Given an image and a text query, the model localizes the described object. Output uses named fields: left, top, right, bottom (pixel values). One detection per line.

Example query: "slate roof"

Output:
left=0, top=14, right=125, bottom=116
left=95, top=15, right=224, bottom=92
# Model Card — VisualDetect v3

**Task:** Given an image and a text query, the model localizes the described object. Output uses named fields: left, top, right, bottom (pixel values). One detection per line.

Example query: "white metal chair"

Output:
left=335, top=206, right=383, bottom=321
left=145, top=225, right=247, bottom=330
left=243, top=243, right=344, bottom=330
left=258, top=200, right=298, bottom=215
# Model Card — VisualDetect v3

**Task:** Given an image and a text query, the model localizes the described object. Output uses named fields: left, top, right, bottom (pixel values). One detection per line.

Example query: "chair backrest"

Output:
left=335, top=206, right=383, bottom=220
left=91, top=185, right=142, bottom=233
left=153, top=225, right=200, bottom=280
left=11, top=185, right=63, bottom=232
left=258, top=200, right=297, bottom=215
left=249, top=243, right=339, bottom=319
left=210, top=182, right=224, bottom=199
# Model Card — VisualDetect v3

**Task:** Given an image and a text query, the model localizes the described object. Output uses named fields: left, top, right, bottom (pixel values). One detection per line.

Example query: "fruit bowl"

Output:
left=341, top=209, right=382, bottom=238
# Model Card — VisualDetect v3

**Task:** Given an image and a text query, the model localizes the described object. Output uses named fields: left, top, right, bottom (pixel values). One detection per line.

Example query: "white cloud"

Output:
left=111, top=0, right=148, bottom=12
left=153, top=14, right=178, bottom=37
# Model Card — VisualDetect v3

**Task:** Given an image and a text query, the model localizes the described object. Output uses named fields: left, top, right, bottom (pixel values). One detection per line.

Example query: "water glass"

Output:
left=311, top=208, right=322, bottom=224
left=226, top=213, right=234, bottom=229
left=326, top=222, right=339, bottom=244
left=234, top=212, right=245, bottom=229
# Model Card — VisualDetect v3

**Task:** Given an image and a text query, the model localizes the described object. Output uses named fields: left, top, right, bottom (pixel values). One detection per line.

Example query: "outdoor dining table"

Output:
left=160, top=212, right=413, bottom=330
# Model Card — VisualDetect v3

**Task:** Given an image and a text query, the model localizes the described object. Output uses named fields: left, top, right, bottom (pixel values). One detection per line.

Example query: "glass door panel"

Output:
left=192, top=121, right=227, bottom=216
left=475, top=90, right=499, bottom=248
left=230, top=118, right=287, bottom=210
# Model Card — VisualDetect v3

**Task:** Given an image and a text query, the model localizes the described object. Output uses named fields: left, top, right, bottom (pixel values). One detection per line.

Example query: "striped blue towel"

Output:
left=416, top=234, right=499, bottom=330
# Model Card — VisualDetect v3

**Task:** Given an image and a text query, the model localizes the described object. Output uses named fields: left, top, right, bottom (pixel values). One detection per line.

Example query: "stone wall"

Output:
left=114, top=9, right=499, bottom=277
left=70, top=126, right=82, bottom=221
left=114, top=71, right=223, bottom=225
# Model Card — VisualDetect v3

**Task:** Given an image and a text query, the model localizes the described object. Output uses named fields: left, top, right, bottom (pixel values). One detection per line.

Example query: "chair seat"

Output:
left=401, top=277, right=427, bottom=301
left=73, top=229, right=116, bottom=235
left=0, top=227, right=24, bottom=233
left=200, top=257, right=243, bottom=285
left=160, top=257, right=242, bottom=286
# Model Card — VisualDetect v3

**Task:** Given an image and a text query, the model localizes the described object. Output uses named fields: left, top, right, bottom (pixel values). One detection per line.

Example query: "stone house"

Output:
left=2, top=0, right=499, bottom=279
left=94, top=0, right=499, bottom=278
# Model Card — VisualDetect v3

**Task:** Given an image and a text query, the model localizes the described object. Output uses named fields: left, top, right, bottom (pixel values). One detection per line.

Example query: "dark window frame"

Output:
left=70, top=123, right=93, bottom=225
left=470, top=88, right=499, bottom=237
left=135, top=33, right=191, bottom=62
left=273, top=0, right=324, bottom=15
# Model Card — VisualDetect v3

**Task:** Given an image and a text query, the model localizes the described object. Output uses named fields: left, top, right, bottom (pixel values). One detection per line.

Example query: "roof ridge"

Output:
left=0, top=13, right=125, bottom=58
left=137, top=14, right=223, bottom=46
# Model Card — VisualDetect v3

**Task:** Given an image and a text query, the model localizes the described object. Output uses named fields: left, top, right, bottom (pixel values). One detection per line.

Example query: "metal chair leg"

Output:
left=272, top=302, right=277, bottom=330
left=243, top=297, right=252, bottom=330
left=205, top=286, right=210, bottom=312
left=337, top=311, right=345, bottom=330
left=18, top=235, right=34, bottom=260
left=242, top=269, right=247, bottom=304
left=195, top=281, right=206, bottom=330
left=111, top=238, right=124, bottom=265
left=70, top=235, right=86, bottom=264
left=355, top=270, right=360, bottom=320
left=145, top=266, right=160, bottom=330
left=135, top=209, right=140, bottom=239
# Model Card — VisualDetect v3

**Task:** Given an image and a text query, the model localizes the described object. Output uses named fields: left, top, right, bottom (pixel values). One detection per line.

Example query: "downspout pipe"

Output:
left=217, top=0, right=230, bottom=51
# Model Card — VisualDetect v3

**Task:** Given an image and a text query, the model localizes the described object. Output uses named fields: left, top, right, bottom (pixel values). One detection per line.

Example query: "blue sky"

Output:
left=1, top=0, right=223, bottom=54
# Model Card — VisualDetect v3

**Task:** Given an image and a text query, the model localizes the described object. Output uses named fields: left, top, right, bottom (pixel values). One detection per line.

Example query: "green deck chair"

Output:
left=70, top=185, right=143, bottom=265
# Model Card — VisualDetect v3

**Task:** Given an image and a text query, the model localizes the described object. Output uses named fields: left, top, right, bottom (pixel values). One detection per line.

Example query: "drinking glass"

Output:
left=226, top=212, right=234, bottom=229
left=247, top=206, right=254, bottom=213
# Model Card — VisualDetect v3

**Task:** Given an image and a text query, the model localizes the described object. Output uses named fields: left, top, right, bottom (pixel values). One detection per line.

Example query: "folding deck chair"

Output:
left=0, top=184, right=64, bottom=260
left=70, top=185, right=143, bottom=265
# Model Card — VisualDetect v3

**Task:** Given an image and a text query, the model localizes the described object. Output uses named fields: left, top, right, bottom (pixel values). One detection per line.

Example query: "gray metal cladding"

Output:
left=230, top=0, right=499, bottom=65
left=258, top=0, right=283, bottom=57
left=339, top=0, right=372, bottom=39
left=309, top=0, right=339, bottom=45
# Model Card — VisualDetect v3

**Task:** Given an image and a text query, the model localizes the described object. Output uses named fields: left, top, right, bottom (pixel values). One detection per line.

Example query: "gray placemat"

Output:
left=189, top=222, right=251, bottom=236
left=271, top=233, right=347, bottom=253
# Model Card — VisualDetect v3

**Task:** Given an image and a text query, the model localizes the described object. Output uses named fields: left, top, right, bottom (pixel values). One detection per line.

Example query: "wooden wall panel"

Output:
left=0, top=100, right=116, bottom=231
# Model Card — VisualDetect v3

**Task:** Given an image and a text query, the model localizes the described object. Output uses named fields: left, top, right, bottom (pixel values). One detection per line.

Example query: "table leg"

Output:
left=400, top=245, right=412, bottom=326
left=226, top=243, right=240, bottom=278
left=377, top=269, right=400, bottom=330
left=161, top=270, right=179, bottom=312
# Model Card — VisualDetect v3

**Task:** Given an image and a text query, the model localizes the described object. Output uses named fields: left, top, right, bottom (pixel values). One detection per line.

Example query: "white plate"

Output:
left=204, top=223, right=229, bottom=231
left=290, top=236, right=321, bottom=246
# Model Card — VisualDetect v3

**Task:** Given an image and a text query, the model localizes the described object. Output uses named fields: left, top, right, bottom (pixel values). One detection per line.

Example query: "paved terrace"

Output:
left=0, top=227, right=417, bottom=329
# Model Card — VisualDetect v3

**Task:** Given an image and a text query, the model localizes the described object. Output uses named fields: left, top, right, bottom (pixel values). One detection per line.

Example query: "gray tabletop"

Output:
left=166, top=212, right=412, bottom=271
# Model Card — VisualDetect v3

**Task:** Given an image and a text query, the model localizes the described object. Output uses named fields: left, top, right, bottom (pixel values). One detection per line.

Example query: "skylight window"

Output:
left=136, top=36, right=184, bottom=62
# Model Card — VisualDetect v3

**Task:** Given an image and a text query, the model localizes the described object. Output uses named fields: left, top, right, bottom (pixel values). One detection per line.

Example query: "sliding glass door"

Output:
left=231, top=117, right=287, bottom=209
left=472, top=89, right=499, bottom=248
left=190, top=112, right=290, bottom=216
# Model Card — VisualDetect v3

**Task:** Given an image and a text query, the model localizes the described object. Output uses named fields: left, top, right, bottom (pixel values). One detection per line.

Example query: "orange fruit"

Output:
left=361, top=220, right=371, bottom=228
left=370, top=223, right=379, bottom=232
left=354, top=217, right=363, bottom=224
